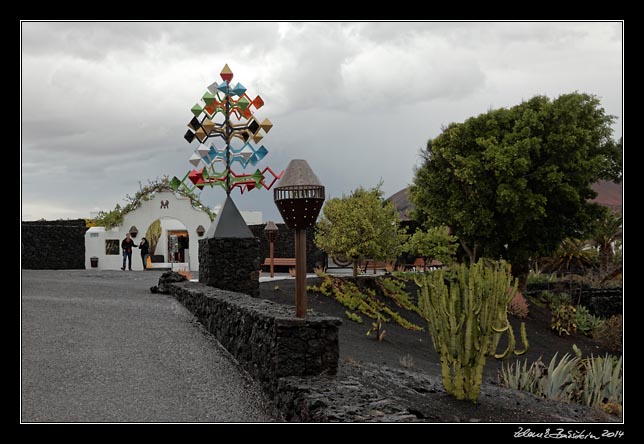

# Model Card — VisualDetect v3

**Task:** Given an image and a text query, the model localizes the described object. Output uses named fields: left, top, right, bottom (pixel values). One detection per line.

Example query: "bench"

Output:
left=262, top=258, right=296, bottom=267
left=358, top=259, right=394, bottom=274
left=405, top=258, right=445, bottom=271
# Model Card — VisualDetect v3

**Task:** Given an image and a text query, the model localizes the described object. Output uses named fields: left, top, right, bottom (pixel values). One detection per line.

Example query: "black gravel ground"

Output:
left=261, top=275, right=621, bottom=422
left=21, top=269, right=278, bottom=423
left=262, top=276, right=617, bottom=383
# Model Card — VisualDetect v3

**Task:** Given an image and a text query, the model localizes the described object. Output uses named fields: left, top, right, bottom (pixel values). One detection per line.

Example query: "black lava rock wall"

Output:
left=526, top=283, right=622, bottom=318
left=21, top=219, right=88, bottom=269
left=161, top=277, right=341, bottom=389
left=199, top=237, right=260, bottom=298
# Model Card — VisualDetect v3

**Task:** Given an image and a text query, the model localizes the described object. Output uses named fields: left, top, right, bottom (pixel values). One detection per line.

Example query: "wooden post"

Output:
left=295, top=229, right=307, bottom=318
left=269, top=239, right=275, bottom=278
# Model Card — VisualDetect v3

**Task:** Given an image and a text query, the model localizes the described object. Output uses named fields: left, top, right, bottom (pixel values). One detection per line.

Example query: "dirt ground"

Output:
left=260, top=275, right=621, bottom=422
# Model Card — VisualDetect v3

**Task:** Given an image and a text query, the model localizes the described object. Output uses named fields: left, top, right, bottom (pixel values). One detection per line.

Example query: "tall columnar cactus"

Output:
left=416, top=260, right=529, bottom=402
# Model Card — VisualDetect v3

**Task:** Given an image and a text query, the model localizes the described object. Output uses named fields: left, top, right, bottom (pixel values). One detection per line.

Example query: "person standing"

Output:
left=139, top=237, right=150, bottom=270
left=121, top=233, right=138, bottom=271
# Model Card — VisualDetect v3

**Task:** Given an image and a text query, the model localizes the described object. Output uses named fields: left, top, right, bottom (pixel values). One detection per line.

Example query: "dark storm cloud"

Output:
left=21, top=21, right=622, bottom=221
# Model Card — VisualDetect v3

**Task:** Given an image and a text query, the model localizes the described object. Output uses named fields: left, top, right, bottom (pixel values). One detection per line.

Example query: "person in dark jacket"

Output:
left=139, top=237, right=150, bottom=269
left=121, top=233, right=138, bottom=271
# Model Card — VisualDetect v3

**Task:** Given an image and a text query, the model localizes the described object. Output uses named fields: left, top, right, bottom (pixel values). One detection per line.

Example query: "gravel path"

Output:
left=21, top=269, right=277, bottom=423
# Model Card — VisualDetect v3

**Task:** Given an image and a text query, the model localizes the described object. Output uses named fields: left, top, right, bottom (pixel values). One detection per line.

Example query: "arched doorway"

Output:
left=145, top=217, right=190, bottom=268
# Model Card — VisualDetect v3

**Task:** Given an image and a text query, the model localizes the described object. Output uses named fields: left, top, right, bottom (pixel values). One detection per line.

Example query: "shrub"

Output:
left=345, top=310, right=363, bottom=324
left=594, top=315, right=622, bottom=353
left=601, top=402, right=622, bottom=417
left=403, top=226, right=458, bottom=267
left=551, top=305, right=577, bottom=336
left=399, top=353, right=415, bottom=369
left=366, top=314, right=386, bottom=341
left=310, top=275, right=423, bottom=330
left=377, top=277, right=424, bottom=317
left=537, top=290, right=572, bottom=308
left=575, top=305, right=605, bottom=337
left=526, top=267, right=557, bottom=285
left=508, top=291, right=529, bottom=318
left=177, top=268, right=192, bottom=280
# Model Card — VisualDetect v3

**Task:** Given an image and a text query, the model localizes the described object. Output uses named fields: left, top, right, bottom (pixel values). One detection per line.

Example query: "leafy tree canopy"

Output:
left=410, top=92, right=621, bottom=283
left=404, top=226, right=458, bottom=266
left=315, top=184, right=408, bottom=276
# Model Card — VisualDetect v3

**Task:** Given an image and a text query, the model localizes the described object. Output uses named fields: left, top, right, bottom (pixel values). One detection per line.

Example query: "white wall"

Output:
left=85, top=226, right=126, bottom=270
left=213, top=204, right=263, bottom=225
left=85, top=191, right=212, bottom=271
left=240, top=211, right=263, bottom=225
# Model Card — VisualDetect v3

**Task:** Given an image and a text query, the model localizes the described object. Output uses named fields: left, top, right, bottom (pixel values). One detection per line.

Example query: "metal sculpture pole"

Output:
left=270, top=238, right=276, bottom=278
left=295, top=229, right=307, bottom=317
left=274, top=160, right=325, bottom=318
left=264, top=221, right=278, bottom=278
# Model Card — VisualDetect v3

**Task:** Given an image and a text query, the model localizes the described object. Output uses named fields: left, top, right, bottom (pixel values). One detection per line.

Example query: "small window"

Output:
left=90, top=232, right=99, bottom=238
left=105, top=239, right=120, bottom=255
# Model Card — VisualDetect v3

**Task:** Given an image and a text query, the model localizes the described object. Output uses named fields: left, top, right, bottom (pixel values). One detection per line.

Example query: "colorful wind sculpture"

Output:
left=170, top=64, right=282, bottom=197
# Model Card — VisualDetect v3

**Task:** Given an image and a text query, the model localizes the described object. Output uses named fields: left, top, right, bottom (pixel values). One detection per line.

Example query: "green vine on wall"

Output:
left=91, top=176, right=215, bottom=229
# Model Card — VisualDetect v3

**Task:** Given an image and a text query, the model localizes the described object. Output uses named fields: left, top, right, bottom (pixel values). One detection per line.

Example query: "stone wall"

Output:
left=526, top=283, right=622, bottom=318
left=160, top=275, right=340, bottom=390
left=22, top=219, right=88, bottom=269
left=199, top=237, right=260, bottom=298
left=249, top=223, right=327, bottom=272
left=576, top=288, right=622, bottom=318
left=272, top=362, right=614, bottom=423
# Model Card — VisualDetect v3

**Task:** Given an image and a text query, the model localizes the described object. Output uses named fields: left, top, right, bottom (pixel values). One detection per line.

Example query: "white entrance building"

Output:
left=85, top=191, right=213, bottom=271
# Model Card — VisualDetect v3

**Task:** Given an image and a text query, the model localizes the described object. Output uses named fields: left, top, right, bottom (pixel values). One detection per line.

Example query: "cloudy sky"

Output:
left=21, top=21, right=622, bottom=223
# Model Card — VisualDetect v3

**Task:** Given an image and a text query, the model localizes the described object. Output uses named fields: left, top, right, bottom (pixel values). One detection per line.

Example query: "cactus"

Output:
left=415, top=260, right=529, bottom=402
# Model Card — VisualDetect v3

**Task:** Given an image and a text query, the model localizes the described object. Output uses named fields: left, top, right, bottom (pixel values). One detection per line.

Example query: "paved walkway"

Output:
left=21, top=270, right=276, bottom=423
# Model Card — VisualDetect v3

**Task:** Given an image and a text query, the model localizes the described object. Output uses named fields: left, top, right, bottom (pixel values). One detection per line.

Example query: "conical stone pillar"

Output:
left=199, top=195, right=260, bottom=297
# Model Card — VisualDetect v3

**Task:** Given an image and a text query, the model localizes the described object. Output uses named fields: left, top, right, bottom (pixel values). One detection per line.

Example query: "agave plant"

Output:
left=500, top=358, right=543, bottom=394
left=538, top=352, right=579, bottom=402
left=582, top=354, right=622, bottom=407
left=499, top=347, right=622, bottom=415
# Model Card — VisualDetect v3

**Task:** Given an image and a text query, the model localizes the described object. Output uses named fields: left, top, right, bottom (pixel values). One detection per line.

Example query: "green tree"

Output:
left=315, top=185, right=408, bottom=277
left=404, top=226, right=458, bottom=268
left=410, top=92, right=621, bottom=290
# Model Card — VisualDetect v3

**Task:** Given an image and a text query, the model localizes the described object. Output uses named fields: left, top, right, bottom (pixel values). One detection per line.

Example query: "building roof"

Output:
left=590, top=180, right=622, bottom=213
left=386, top=187, right=413, bottom=221
left=387, top=180, right=623, bottom=221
